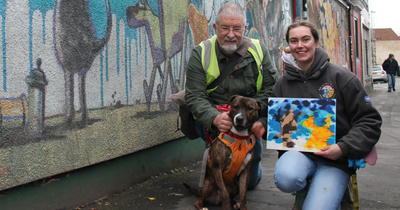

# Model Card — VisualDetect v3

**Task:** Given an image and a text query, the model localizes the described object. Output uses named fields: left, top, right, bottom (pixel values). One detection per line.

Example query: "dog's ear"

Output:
left=256, top=100, right=262, bottom=117
left=228, top=95, right=239, bottom=105
left=256, top=100, right=261, bottom=109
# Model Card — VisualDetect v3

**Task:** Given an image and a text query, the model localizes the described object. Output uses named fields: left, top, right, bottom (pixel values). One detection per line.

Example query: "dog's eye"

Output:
left=247, top=106, right=254, bottom=111
left=232, top=106, right=238, bottom=110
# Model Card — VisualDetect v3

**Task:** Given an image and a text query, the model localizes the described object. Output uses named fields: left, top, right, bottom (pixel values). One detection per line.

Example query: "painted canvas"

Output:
left=266, top=97, right=336, bottom=152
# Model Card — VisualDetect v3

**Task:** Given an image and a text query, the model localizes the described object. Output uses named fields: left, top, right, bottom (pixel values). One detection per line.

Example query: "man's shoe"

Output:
left=388, top=90, right=392, bottom=92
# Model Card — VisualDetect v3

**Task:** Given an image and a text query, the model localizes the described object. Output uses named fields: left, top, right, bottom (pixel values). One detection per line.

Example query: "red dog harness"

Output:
left=209, top=132, right=255, bottom=184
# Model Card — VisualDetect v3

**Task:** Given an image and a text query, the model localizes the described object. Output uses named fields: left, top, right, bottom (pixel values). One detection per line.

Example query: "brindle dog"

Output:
left=184, top=95, right=260, bottom=210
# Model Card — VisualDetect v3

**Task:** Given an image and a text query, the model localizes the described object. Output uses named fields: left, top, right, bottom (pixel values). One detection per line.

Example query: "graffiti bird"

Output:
left=53, top=0, right=112, bottom=127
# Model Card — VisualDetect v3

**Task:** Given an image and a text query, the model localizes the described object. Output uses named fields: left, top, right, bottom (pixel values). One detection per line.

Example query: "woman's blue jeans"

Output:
left=196, top=123, right=263, bottom=190
left=274, top=151, right=350, bottom=210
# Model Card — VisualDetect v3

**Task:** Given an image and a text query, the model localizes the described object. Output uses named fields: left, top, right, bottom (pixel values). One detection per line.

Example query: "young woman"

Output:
left=272, top=20, right=382, bottom=210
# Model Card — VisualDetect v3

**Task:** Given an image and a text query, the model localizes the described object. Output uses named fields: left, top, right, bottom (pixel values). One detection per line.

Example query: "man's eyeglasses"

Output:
left=218, top=25, right=244, bottom=34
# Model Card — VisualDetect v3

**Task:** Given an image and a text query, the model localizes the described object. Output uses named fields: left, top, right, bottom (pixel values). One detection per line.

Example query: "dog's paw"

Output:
left=201, top=208, right=209, bottom=210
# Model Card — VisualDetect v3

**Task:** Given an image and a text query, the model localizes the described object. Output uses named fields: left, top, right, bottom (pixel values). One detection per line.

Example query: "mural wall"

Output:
left=0, top=0, right=283, bottom=191
left=308, top=0, right=350, bottom=70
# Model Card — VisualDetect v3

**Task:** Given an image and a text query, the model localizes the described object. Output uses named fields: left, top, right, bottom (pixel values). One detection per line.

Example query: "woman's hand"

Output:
left=213, top=112, right=232, bottom=133
left=314, top=144, right=343, bottom=160
left=252, top=121, right=265, bottom=139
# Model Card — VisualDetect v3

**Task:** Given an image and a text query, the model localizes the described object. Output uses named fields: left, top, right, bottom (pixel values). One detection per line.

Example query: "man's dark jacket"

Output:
left=382, top=58, right=399, bottom=75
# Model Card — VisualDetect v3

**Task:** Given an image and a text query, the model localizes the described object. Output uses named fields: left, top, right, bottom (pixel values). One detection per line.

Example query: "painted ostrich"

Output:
left=53, top=0, right=112, bottom=127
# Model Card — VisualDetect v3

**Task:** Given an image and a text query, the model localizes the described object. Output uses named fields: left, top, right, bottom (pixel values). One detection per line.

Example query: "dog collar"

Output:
left=226, top=131, right=251, bottom=140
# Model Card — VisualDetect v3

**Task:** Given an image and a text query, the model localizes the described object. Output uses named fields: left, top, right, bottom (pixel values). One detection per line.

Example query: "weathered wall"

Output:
left=0, top=0, right=282, bottom=191
left=307, top=0, right=373, bottom=91
left=308, top=0, right=351, bottom=70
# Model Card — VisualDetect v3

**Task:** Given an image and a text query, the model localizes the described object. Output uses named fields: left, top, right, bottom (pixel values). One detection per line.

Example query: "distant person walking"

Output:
left=382, top=53, right=399, bottom=92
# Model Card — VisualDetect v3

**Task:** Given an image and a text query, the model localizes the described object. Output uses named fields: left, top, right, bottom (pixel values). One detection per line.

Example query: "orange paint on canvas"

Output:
left=302, top=116, right=334, bottom=150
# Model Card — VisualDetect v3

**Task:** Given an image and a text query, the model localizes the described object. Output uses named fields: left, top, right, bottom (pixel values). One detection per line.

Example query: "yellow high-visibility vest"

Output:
left=199, top=35, right=264, bottom=94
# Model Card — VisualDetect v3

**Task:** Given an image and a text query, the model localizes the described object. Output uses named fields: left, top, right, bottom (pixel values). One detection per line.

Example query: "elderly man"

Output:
left=185, top=3, right=278, bottom=190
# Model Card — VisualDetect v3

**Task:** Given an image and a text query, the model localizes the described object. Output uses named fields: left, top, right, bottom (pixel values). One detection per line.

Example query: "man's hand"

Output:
left=314, top=144, right=343, bottom=160
left=213, top=112, right=232, bottom=133
left=252, top=121, right=265, bottom=139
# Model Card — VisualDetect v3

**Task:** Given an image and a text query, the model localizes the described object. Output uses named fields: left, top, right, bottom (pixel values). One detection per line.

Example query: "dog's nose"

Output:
left=235, top=116, right=244, bottom=125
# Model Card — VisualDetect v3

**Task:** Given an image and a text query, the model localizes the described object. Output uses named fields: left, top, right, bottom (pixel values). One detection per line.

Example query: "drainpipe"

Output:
left=344, top=0, right=354, bottom=73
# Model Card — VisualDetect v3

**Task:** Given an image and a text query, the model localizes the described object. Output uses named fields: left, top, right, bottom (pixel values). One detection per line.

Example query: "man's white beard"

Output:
left=220, top=44, right=238, bottom=55
left=219, top=37, right=239, bottom=55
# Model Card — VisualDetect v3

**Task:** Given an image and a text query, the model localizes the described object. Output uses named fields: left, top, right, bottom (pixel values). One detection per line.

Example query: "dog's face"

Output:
left=228, top=95, right=260, bottom=135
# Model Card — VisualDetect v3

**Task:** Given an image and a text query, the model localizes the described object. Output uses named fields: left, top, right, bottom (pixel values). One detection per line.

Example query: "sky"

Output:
left=369, top=0, right=400, bottom=35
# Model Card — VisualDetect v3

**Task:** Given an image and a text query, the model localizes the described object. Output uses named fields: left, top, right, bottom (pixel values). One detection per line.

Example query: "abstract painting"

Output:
left=266, top=97, right=336, bottom=152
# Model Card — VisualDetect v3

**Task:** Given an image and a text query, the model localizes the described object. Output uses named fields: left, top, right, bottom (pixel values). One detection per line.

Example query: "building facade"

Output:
left=373, top=28, right=400, bottom=65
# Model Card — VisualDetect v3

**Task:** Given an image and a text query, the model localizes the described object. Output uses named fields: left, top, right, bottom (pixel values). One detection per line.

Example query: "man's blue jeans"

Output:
left=387, top=74, right=396, bottom=91
left=196, top=123, right=263, bottom=190
left=274, top=151, right=349, bottom=210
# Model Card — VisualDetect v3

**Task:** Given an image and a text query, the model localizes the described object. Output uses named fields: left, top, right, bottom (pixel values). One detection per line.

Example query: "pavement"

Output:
left=77, top=82, right=400, bottom=210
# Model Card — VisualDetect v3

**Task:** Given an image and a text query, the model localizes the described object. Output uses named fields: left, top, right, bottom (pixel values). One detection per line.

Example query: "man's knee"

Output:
left=248, top=162, right=262, bottom=190
left=252, top=138, right=263, bottom=161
